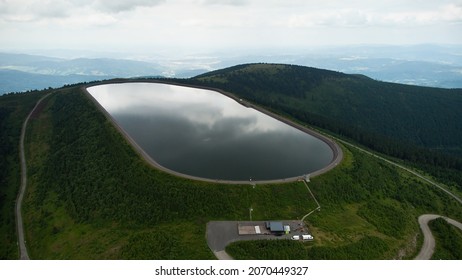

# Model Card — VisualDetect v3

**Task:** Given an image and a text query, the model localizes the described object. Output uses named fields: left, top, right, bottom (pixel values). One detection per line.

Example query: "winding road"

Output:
left=328, top=136, right=462, bottom=260
left=415, top=214, right=462, bottom=260
left=16, top=93, right=51, bottom=260
left=327, top=136, right=462, bottom=260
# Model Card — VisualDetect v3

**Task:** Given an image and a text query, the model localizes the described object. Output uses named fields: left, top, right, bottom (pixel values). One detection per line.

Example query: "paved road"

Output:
left=16, top=93, right=51, bottom=260
left=415, top=214, right=462, bottom=260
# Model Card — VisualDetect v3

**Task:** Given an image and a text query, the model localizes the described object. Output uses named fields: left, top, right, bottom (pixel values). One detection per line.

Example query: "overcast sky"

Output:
left=1, top=0, right=462, bottom=56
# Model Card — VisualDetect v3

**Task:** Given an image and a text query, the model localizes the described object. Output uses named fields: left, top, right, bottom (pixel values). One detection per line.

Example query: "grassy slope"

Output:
left=22, top=86, right=316, bottom=259
left=0, top=91, right=44, bottom=259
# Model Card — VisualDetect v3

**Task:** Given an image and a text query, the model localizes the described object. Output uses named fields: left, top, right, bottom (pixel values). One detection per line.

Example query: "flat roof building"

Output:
left=268, top=221, right=284, bottom=233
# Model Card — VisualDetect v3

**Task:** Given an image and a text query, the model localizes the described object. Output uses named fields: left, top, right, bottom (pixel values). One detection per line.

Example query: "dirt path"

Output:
left=16, top=93, right=52, bottom=260
left=415, top=214, right=462, bottom=260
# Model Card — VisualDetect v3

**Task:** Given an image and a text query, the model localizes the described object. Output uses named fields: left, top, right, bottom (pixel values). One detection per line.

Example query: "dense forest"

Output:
left=0, top=91, right=44, bottom=259
left=226, top=236, right=389, bottom=260
left=429, top=218, right=462, bottom=259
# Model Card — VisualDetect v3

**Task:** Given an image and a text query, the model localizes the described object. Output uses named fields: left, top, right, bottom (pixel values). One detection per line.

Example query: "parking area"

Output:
left=206, top=220, right=312, bottom=253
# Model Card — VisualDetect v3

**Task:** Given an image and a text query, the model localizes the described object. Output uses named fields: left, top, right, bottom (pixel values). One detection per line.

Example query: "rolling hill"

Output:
left=182, top=63, right=462, bottom=192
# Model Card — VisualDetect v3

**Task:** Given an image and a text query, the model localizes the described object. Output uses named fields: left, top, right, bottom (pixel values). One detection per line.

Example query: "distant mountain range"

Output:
left=296, top=57, right=462, bottom=88
left=1, top=45, right=462, bottom=94
left=0, top=69, right=113, bottom=94
left=212, top=44, right=462, bottom=89
left=0, top=52, right=207, bottom=94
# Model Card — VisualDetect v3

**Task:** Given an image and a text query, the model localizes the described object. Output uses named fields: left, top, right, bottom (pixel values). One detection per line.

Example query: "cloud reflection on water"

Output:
left=88, top=82, right=333, bottom=180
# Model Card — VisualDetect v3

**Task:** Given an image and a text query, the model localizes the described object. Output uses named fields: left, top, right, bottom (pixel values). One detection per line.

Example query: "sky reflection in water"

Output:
left=88, top=83, right=333, bottom=181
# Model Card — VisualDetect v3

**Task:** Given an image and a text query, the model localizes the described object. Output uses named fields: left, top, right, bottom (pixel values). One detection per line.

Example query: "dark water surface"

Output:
left=88, top=83, right=333, bottom=181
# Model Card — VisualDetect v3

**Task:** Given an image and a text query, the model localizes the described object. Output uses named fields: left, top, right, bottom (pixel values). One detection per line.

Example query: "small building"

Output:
left=255, top=226, right=261, bottom=234
left=267, top=221, right=284, bottom=235
left=284, top=225, right=291, bottom=235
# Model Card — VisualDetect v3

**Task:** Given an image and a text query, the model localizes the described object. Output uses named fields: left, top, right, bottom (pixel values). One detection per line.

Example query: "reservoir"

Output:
left=87, top=83, right=334, bottom=182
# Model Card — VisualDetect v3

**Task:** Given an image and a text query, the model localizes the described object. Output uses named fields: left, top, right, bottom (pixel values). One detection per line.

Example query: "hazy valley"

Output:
left=2, top=45, right=462, bottom=95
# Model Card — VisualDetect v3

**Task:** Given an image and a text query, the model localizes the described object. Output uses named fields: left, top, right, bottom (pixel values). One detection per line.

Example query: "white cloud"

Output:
left=0, top=0, right=461, bottom=53
left=92, top=0, right=166, bottom=13
left=61, top=11, right=118, bottom=27
left=442, top=3, right=462, bottom=21
left=0, top=0, right=165, bottom=22
left=286, top=9, right=372, bottom=28
left=200, top=0, right=249, bottom=6
left=382, top=4, right=462, bottom=26
left=0, top=0, right=74, bottom=22
left=283, top=1, right=462, bottom=29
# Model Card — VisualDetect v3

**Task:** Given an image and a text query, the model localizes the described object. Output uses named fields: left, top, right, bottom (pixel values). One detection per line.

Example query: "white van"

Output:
left=291, top=235, right=300, bottom=240
left=302, top=234, right=314, bottom=240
